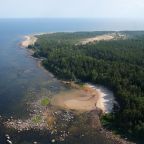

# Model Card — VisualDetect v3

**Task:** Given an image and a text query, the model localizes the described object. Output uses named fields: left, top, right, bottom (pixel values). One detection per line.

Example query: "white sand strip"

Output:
left=21, top=35, right=37, bottom=48
left=86, top=84, right=114, bottom=113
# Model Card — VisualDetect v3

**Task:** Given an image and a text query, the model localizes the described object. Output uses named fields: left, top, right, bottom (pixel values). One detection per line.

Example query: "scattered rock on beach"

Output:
left=51, top=139, right=56, bottom=143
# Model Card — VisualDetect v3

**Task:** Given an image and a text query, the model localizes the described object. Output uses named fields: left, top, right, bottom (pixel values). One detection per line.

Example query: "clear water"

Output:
left=0, top=18, right=137, bottom=144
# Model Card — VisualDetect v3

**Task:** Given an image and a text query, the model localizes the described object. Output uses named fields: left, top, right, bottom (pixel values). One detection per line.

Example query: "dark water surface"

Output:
left=0, top=18, right=136, bottom=144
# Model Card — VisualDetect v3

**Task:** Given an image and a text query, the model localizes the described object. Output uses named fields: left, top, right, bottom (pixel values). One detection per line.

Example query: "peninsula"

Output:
left=7, top=31, right=144, bottom=144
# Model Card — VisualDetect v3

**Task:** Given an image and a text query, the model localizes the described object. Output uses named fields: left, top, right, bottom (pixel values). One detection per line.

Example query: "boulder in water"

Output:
left=51, top=139, right=55, bottom=143
left=5, top=134, right=10, bottom=140
left=6, top=139, right=12, bottom=144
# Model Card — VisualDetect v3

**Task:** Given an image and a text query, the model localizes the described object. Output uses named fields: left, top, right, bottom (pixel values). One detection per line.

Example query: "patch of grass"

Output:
left=101, top=114, right=114, bottom=126
left=79, top=83, right=85, bottom=88
left=41, top=97, right=50, bottom=106
left=32, top=115, right=42, bottom=124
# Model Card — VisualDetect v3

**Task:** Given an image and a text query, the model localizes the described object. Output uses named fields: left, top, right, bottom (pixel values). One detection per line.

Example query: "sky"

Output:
left=0, top=0, right=144, bottom=18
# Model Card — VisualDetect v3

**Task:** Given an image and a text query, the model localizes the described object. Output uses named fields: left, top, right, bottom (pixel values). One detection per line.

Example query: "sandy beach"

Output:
left=21, top=35, right=37, bottom=47
left=51, top=83, right=114, bottom=113
left=20, top=32, right=54, bottom=48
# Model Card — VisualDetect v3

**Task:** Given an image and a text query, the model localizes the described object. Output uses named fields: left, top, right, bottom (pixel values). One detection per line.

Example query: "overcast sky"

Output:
left=0, top=0, right=144, bottom=18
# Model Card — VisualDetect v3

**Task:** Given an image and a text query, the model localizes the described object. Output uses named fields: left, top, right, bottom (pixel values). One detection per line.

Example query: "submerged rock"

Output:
left=6, top=139, right=12, bottom=144
left=51, top=139, right=56, bottom=143
left=5, top=134, right=11, bottom=140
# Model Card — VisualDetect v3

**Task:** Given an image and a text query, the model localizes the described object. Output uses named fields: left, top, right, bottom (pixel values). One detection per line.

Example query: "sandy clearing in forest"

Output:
left=81, top=34, right=114, bottom=45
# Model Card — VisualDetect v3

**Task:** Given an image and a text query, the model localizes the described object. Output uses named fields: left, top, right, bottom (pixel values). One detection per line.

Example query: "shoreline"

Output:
left=20, top=35, right=37, bottom=48
left=21, top=34, right=113, bottom=113
left=20, top=32, right=54, bottom=48
left=15, top=33, right=134, bottom=144
left=85, top=84, right=115, bottom=113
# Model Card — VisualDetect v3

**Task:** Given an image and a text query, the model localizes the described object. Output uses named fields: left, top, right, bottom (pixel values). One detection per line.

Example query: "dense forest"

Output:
left=29, top=31, right=144, bottom=143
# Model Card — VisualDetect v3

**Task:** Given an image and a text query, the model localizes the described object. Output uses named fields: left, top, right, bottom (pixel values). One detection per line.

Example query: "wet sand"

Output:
left=51, top=83, right=114, bottom=113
